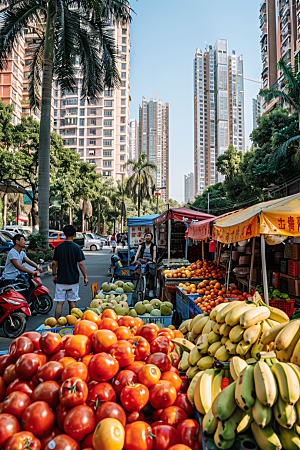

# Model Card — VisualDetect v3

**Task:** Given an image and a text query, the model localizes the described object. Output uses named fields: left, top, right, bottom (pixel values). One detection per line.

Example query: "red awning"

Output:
left=188, top=210, right=240, bottom=240
left=153, top=207, right=215, bottom=226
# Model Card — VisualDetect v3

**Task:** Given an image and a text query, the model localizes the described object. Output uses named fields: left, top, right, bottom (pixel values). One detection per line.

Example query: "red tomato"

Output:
left=61, top=335, right=73, bottom=349
left=124, top=421, right=153, bottom=450
left=86, top=382, right=116, bottom=409
left=55, top=404, right=70, bottom=431
left=4, top=431, right=41, bottom=450
left=0, top=376, right=5, bottom=402
left=3, top=365, right=17, bottom=385
left=34, top=351, right=47, bottom=366
left=146, top=353, right=172, bottom=372
left=80, top=354, right=94, bottom=367
left=63, top=405, right=95, bottom=441
left=176, top=420, right=200, bottom=449
left=0, top=355, right=12, bottom=376
left=98, top=318, right=119, bottom=331
left=125, top=361, right=146, bottom=374
left=93, top=418, right=124, bottom=450
left=15, top=353, right=41, bottom=380
left=88, top=353, right=119, bottom=382
left=152, top=424, right=179, bottom=450
left=32, top=380, right=60, bottom=409
left=6, top=379, right=36, bottom=397
left=109, top=341, right=134, bottom=367
left=112, top=370, right=138, bottom=396
left=160, top=372, right=182, bottom=392
left=137, top=324, right=159, bottom=342
left=157, top=329, right=175, bottom=340
left=0, top=414, right=19, bottom=448
left=59, top=377, right=88, bottom=408
left=96, top=401, right=126, bottom=427
left=129, top=336, right=150, bottom=361
left=74, top=320, right=98, bottom=339
left=150, top=337, right=170, bottom=355
left=169, top=352, right=180, bottom=368
left=149, top=381, right=177, bottom=409
left=49, top=350, right=66, bottom=362
left=160, top=406, right=188, bottom=428
left=44, top=434, right=79, bottom=450
left=101, top=309, right=118, bottom=321
left=65, top=335, right=92, bottom=358
left=120, top=383, right=149, bottom=412
left=138, top=364, right=161, bottom=388
left=168, top=367, right=179, bottom=375
left=114, top=326, right=132, bottom=341
left=151, top=409, right=163, bottom=421
left=61, top=362, right=88, bottom=382
left=36, top=361, right=63, bottom=383
left=39, top=426, right=61, bottom=449
left=118, top=316, right=137, bottom=329
left=80, top=433, right=93, bottom=450
left=39, top=333, right=63, bottom=356
left=174, top=393, right=194, bottom=417
left=22, top=332, right=41, bottom=351
left=173, top=331, right=184, bottom=339
left=180, top=377, right=189, bottom=394
left=9, top=337, right=34, bottom=363
left=0, top=391, right=31, bottom=420
left=125, top=410, right=145, bottom=424
left=166, top=446, right=193, bottom=450
left=22, top=401, right=55, bottom=437
left=59, top=357, right=77, bottom=367
left=81, top=311, right=101, bottom=326
left=92, top=330, right=117, bottom=353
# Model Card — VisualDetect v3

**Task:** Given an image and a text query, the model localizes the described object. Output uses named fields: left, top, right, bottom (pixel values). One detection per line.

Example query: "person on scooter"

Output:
left=134, top=232, right=157, bottom=298
left=2, top=234, right=40, bottom=286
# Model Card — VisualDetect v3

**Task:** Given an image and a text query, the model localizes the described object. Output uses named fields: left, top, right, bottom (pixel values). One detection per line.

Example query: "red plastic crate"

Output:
left=288, top=260, right=300, bottom=278
left=269, top=299, right=295, bottom=317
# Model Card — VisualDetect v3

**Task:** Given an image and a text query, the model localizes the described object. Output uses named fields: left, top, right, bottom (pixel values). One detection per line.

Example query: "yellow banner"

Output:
left=260, top=212, right=300, bottom=236
left=212, top=215, right=259, bottom=243
left=91, top=282, right=98, bottom=299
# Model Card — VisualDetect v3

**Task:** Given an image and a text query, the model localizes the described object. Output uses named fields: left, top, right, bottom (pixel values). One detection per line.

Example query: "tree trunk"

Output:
left=3, top=194, right=7, bottom=226
left=31, top=190, right=39, bottom=233
left=38, top=2, right=56, bottom=248
left=97, top=199, right=101, bottom=233
left=69, top=207, right=72, bottom=225
left=59, top=198, right=64, bottom=231
left=113, top=219, right=116, bottom=234
left=82, top=209, right=85, bottom=232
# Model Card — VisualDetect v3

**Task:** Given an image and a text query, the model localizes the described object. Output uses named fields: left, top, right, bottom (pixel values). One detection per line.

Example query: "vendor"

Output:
left=134, top=232, right=157, bottom=298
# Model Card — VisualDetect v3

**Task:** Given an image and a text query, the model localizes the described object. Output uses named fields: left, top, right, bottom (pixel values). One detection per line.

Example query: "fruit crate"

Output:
left=176, top=286, right=199, bottom=303
left=137, top=313, right=172, bottom=329
left=288, top=260, right=300, bottom=278
left=35, top=323, right=75, bottom=336
left=188, top=296, right=203, bottom=317
left=175, top=294, right=190, bottom=321
left=280, top=258, right=289, bottom=275
left=269, top=299, right=295, bottom=318
left=284, top=243, right=300, bottom=261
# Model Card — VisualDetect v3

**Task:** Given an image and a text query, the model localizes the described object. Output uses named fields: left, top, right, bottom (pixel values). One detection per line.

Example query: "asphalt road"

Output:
left=0, top=247, right=113, bottom=351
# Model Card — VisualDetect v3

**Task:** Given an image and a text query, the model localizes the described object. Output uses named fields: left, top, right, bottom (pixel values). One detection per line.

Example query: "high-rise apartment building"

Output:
left=129, top=119, right=138, bottom=162
left=194, top=39, right=245, bottom=195
left=260, top=0, right=278, bottom=93
left=184, top=173, right=195, bottom=204
left=252, top=95, right=262, bottom=130
left=138, top=94, right=169, bottom=202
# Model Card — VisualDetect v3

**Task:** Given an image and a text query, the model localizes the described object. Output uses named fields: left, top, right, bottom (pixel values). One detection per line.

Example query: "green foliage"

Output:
left=27, top=233, right=45, bottom=250
left=26, top=249, right=54, bottom=263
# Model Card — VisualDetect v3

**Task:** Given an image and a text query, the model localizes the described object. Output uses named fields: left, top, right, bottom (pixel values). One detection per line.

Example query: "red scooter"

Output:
left=0, top=286, right=31, bottom=338
left=12, top=274, right=53, bottom=314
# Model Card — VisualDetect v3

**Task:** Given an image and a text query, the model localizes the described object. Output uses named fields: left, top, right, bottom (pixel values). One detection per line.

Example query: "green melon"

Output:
left=123, top=283, right=133, bottom=293
left=150, top=309, right=161, bottom=316
left=135, top=302, right=146, bottom=315
left=115, top=288, right=124, bottom=294
left=102, top=282, right=111, bottom=293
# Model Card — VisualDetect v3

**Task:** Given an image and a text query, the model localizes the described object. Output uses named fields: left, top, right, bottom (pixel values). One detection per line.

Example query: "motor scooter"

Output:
left=0, top=286, right=31, bottom=338
left=12, top=273, right=53, bottom=314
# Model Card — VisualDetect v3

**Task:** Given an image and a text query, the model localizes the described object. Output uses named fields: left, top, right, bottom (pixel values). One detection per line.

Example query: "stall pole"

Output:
left=217, top=243, right=222, bottom=268
left=261, top=235, right=269, bottom=305
left=202, top=240, right=204, bottom=261
left=226, top=244, right=233, bottom=291
left=167, top=218, right=171, bottom=267
left=127, top=226, right=130, bottom=266
left=248, top=237, right=255, bottom=294
left=185, top=237, right=189, bottom=260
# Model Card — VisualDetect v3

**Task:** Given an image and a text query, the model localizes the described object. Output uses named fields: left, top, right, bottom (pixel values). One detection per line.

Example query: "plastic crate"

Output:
left=35, top=323, right=75, bottom=336
left=176, top=286, right=199, bottom=303
left=113, top=265, right=136, bottom=280
left=280, top=258, right=289, bottom=275
left=176, top=294, right=190, bottom=321
left=137, top=313, right=172, bottom=329
left=188, top=296, right=203, bottom=317
left=288, top=260, right=300, bottom=278
left=269, top=299, right=295, bottom=318
left=0, top=350, right=8, bottom=355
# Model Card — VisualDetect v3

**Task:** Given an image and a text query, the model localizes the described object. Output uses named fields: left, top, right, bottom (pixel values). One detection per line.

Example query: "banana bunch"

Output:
left=261, top=319, right=300, bottom=365
left=71, top=308, right=83, bottom=319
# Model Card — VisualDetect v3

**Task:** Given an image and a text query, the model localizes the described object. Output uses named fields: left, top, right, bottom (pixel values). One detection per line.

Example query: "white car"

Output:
left=82, top=233, right=104, bottom=251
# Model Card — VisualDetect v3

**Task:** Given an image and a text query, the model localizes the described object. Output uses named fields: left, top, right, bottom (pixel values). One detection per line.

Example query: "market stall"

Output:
left=126, top=214, right=159, bottom=263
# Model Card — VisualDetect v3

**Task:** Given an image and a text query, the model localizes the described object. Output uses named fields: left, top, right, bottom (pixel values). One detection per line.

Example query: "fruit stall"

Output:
left=126, top=214, right=160, bottom=263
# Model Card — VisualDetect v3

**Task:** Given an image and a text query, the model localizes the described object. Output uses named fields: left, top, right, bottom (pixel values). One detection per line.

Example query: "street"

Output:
left=0, top=247, right=113, bottom=351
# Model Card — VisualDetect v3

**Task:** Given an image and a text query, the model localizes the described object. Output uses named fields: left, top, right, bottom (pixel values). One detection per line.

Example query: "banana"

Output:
left=202, top=319, right=213, bottom=335
left=271, top=362, right=300, bottom=405
left=207, top=330, right=221, bottom=345
left=71, top=308, right=83, bottom=318
left=174, top=343, right=182, bottom=357
left=251, top=320, right=270, bottom=360
left=208, top=341, right=222, bottom=357
left=251, top=422, right=282, bottom=450
left=216, top=301, right=241, bottom=324
left=290, top=329, right=300, bottom=366
left=275, top=320, right=300, bottom=351
left=188, top=330, right=198, bottom=342
left=186, top=365, right=200, bottom=379
left=189, top=313, right=204, bottom=330
left=246, top=357, right=258, bottom=365
left=172, top=338, right=195, bottom=353
left=221, top=335, right=228, bottom=345
left=261, top=322, right=288, bottom=345
left=244, top=323, right=261, bottom=345
left=194, top=368, right=215, bottom=414
left=287, top=363, right=300, bottom=385
left=268, top=305, right=290, bottom=323
left=237, top=408, right=253, bottom=433
left=273, top=394, right=297, bottom=429
left=188, top=346, right=201, bottom=366
left=229, top=325, right=244, bottom=343
left=178, top=351, right=190, bottom=371
left=212, top=380, right=237, bottom=421
left=240, top=306, right=270, bottom=329
left=214, top=422, right=235, bottom=450
left=254, top=360, right=278, bottom=407
left=236, top=339, right=252, bottom=356
left=277, top=425, right=300, bottom=450
left=212, top=321, right=221, bottom=335
left=219, top=323, right=232, bottom=337
left=217, top=407, right=244, bottom=441
left=197, top=355, right=214, bottom=370
left=214, top=345, right=230, bottom=362
left=187, top=371, right=202, bottom=405
left=296, top=400, right=300, bottom=426
left=252, top=397, right=272, bottom=428
left=212, top=369, right=224, bottom=400
left=210, top=302, right=228, bottom=321
left=275, top=327, right=300, bottom=362
left=235, top=365, right=255, bottom=410
left=179, top=319, right=192, bottom=334
left=203, top=407, right=218, bottom=435
left=192, top=315, right=209, bottom=335
left=225, top=339, right=237, bottom=355
left=230, top=356, right=248, bottom=381
left=196, top=334, right=209, bottom=354
left=225, top=303, right=256, bottom=327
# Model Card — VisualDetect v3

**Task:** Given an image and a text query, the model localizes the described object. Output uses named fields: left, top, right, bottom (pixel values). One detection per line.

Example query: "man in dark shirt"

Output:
left=52, top=225, right=88, bottom=319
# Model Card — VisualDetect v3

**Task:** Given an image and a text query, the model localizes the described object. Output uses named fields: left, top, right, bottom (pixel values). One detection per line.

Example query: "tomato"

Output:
left=146, top=353, right=171, bottom=372
left=174, top=393, right=194, bottom=417
left=101, top=309, right=119, bottom=321
left=49, top=350, right=66, bottom=362
left=37, top=361, right=63, bottom=382
left=112, top=370, right=138, bottom=396
left=15, top=353, right=41, bottom=380
left=81, top=311, right=101, bottom=326
left=93, top=418, right=124, bottom=450
left=22, top=401, right=55, bottom=437
left=39, top=426, right=61, bottom=449
left=3, top=365, right=17, bottom=385
left=150, top=337, right=171, bottom=355
left=0, top=414, right=19, bottom=448
left=95, top=401, right=126, bottom=427
left=34, top=351, right=47, bottom=366
left=125, top=410, right=145, bottom=424
left=74, top=320, right=98, bottom=339
left=39, top=333, right=63, bottom=356
left=157, top=329, right=175, bottom=340
left=22, top=332, right=41, bottom=351
left=180, top=377, right=189, bottom=394
left=87, top=382, right=116, bottom=409
left=59, top=377, right=88, bottom=408
left=0, top=355, right=12, bottom=376
left=137, top=324, right=159, bottom=342
left=61, top=362, right=88, bottom=382
left=9, top=337, right=34, bottom=363
left=125, top=361, right=146, bottom=374
left=98, top=318, right=119, bottom=331
left=0, top=376, right=5, bottom=402
left=118, top=316, right=137, bottom=329
left=109, top=341, right=134, bottom=367
left=114, top=326, right=132, bottom=341
left=176, top=420, right=200, bottom=449
left=149, top=380, right=177, bottom=409
left=169, top=352, right=180, bottom=368
left=124, top=421, right=153, bottom=450
left=6, top=379, right=36, bottom=397
left=79, top=354, right=94, bottom=367
left=59, top=357, right=77, bottom=367
left=88, top=353, right=119, bottom=382
left=173, top=330, right=184, bottom=339
left=65, top=335, right=92, bottom=358
left=160, top=406, right=188, bottom=428
left=138, top=364, right=161, bottom=388
left=0, top=391, right=31, bottom=420
left=152, top=424, right=179, bottom=450
left=32, top=380, right=60, bottom=409
left=55, top=403, right=70, bottom=431
left=80, top=433, right=93, bottom=450
left=61, top=335, right=73, bottom=348
left=166, top=446, right=193, bottom=450
left=120, top=383, right=149, bottom=412
left=64, top=405, right=95, bottom=441
left=44, top=435, right=79, bottom=450
left=151, top=409, right=163, bottom=421
left=4, top=431, right=41, bottom=450
left=92, top=330, right=117, bottom=353
left=168, top=366, right=179, bottom=375
left=160, top=372, right=182, bottom=392
left=129, top=336, right=150, bottom=361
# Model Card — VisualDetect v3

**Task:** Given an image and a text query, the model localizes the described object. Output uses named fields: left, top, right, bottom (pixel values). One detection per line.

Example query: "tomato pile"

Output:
left=0, top=309, right=201, bottom=450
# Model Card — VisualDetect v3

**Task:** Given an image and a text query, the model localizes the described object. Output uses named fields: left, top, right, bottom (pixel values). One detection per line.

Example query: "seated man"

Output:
left=134, top=232, right=156, bottom=298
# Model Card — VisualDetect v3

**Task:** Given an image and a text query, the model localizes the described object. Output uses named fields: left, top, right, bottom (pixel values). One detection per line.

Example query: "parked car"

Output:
left=0, top=230, right=16, bottom=240
left=0, top=231, right=14, bottom=253
left=49, top=232, right=84, bottom=249
left=4, top=226, right=31, bottom=236
left=81, top=232, right=104, bottom=251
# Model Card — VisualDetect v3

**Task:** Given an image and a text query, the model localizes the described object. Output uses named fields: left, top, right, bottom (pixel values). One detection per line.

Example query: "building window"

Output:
left=104, top=100, right=112, bottom=106
left=122, top=37, right=126, bottom=44
left=103, top=171, right=111, bottom=177
left=54, top=120, right=57, bottom=127
left=80, top=98, right=85, bottom=106
left=120, top=136, right=125, bottom=142
left=121, top=72, right=126, bottom=79
left=103, top=140, right=112, bottom=146
left=79, top=129, right=84, bottom=136
left=90, top=139, right=96, bottom=145
left=103, top=150, right=112, bottom=156
left=68, top=108, right=77, bottom=115
left=120, top=155, right=125, bottom=161
left=80, top=118, right=84, bottom=126
left=80, top=109, right=85, bottom=116
left=121, top=81, right=126, bottom=87
left=120, top=165, right=124, bottom=171
left=104, top=110, right=112, bottom=116
left=104, top=90, right=113, bottom=97
left=121, top=63, right=126, bottom=70
left=90, top=119, right=96, bottom=125
left=121, top=108, right=125, bottom=114
left=103, top=160, right=112, bottom=167
left=89, top=160, right=95, bottom=164
left=89, top=150, right=95, bottom=155
left=54, top=100, right=58, bottom=107
left=122, top=28, right=127, bottom=35
left=104, top=120, right=112, bottom=126
left=54, top=110, right=57, bottom=117
left=121, top=90, right=126, bottom=96
left=120, top=116, right=126, bottom=124
left=89, top=129, right=96, bottom=135
left=120, top=145, right=125, bottom=152
left=90, top=109, right=96, bottom=115
left=61, top=111, right=66, bottom=117
left=121, top=99, right=126, bottom=106
left=79, top=139, right=84, bottom=146
left=66, top=98, right=77, bottom=104
left=104, top=130, right=112, bottom=136
left=120, top=126, right=125, bottom=133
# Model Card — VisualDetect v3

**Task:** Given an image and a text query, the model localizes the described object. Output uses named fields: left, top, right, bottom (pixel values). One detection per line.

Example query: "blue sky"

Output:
left=129, top=0, right=262, bottom=202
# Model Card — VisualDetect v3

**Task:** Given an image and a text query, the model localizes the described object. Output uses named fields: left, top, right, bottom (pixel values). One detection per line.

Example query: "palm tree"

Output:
left=124, top=153, right=156, bottom=216
left=0, top=0, right=131, bottom=246
left=96, top=177, right=114, bottom=233
left=260, top=58, right=300, bottom=169
left=115, top=179, right=127, bottom=231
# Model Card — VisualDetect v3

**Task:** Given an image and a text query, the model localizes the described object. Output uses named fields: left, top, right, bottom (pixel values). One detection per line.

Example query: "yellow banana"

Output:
left=219, top=322, right=232, bottom=337
left=214, top=345, right=230, bottom=362
left=243, top=323, right=261, bottom=345
left=202, top=319, right=213, bottom=335
left=251, top=320, right=270, bottom=360
left=197, top=355, right=214, bottom=370
left=261, top=322, right=287, bottom=345
left=240, top=306, right=270, bottom=329
left=172, top=338, right=195, bottom=353
left=277, top=425, right=300, bottom=450
left=216, top=301, right=241, bottom=324
left=189, top=313, right=204, bottom=331
left=188, top=346, right=201, bottom=366
left=275, top=320, right=300, bottom=351
left=271, top=362, right=300, bottom=406
left=192, top=315, right=209, bottom=335
left=178, top=351, right=190, bottom=371
left=208, top=341, right=222, bottom=357
left=235, top=365, right=255, bottom=410
left=212, top=369, right=224, bottom=400
left=236, top=339, right=252, bottom=356
left=273, top=394, right=297, bottom=429
left=268, top=306, right=290, bottom=323
left=230, top=356, right=248, bottom=381
left=212, top=321, right=221, bottom=335
left=225, top=303, right=255, bottom=327
left=210, top=302, right=228, bottom=321
left=179, top=319, right=192, bottom=334
left=225, top=339, right=237, bottom=355
left=229, top=324, right=244, bottom=343
left=251, top=422, right=282, bottom=450
left=221, top=335, right=228, bottom=345
left=194, top=368, right=215, bottom=414
left=207, top=330, right=221, bottom=345
left=254, top=360, right=278, bottom=407
left=186, top=365, right=200, bottom=379
left=187, top=371, right=202, bottom=405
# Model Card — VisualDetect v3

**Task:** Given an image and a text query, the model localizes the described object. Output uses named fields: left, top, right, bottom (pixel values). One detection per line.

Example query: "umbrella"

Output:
left=0, top=181, right=28, bottom=195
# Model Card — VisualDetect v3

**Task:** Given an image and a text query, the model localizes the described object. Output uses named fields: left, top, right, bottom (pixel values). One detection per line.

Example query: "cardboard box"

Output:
left=280, top=258, right=289, bottom=275
left=239, top=255, right=251, bottom=265
left=288, top=278, right=300, bottom=297
left=288, top=260, right=300, bottom=278
left=272, top=271, right=280, bottom=289
left=280, top=273, right=296, bottom=294
left=284, top=244, right=300, bottom=261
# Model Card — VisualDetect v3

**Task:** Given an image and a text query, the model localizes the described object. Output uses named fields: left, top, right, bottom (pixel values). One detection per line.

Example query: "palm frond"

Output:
left=278, top=58, right=300, bottom=102
left=259, top=87, right=298, bottom=111
left=270, top=134, right=300, bottom=170
left=28, top=36, right=44, bottom=110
